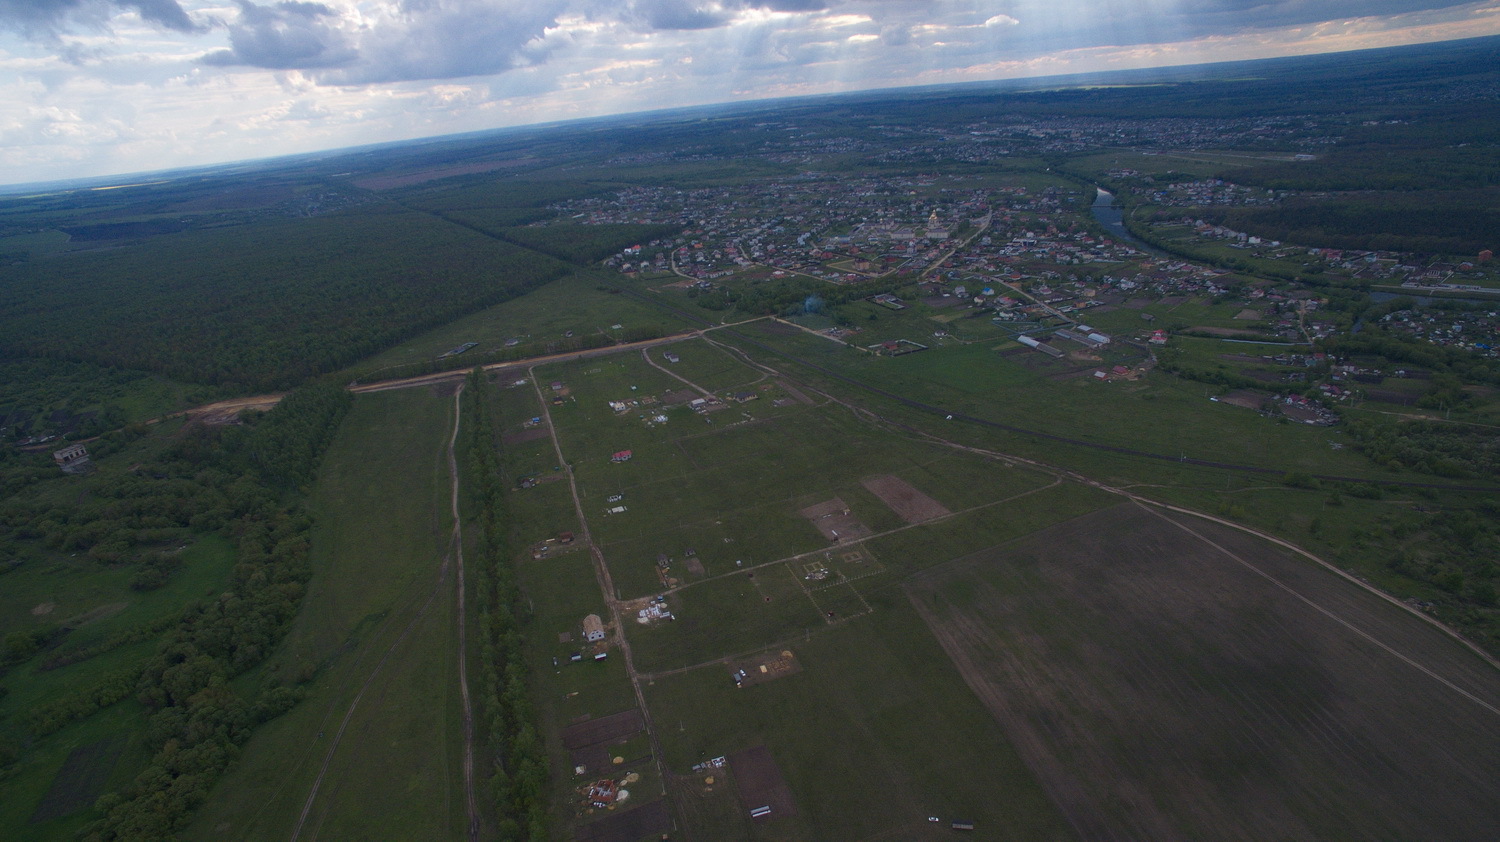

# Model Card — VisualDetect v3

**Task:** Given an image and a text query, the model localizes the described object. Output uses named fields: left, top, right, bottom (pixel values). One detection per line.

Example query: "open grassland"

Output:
left=712, top=320, right=1442, bottom=486
left=343, top=270, right=695, bottom=382
left=643, top=597, right=1075, bottom=841
left=642, top=339, right=772, bottom=395
left=908, top=503, right=1500, bottom=840
left=185, top=387, right=469, bottom=840
left=536, top=347, right=1068, bottom=604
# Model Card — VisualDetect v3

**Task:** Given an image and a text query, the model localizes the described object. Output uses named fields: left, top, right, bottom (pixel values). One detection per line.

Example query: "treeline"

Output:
left=1122, top=209, right=1339, bottom=286
left=460, top=370, right=547, bottom=840
left=1200, top=190, right=1499, bottom=258
left=0, top=387, right=346, bottom=583
left=1154, top=356, right=1303, bottom=396
left=0, top=208, right=570, bottom=391
left=73, top=382, right=351, bottom=839
left=1344, top=418, right=1500, bottom=479
left=352, top=323, right=670, bottom=384
left=493, top=223, right=682, bottom=265
left=25, top=665, right=143, bottom=737
left=689, top=272, right=916, bottom=318
left=1382, top=501, right=1500, bottom=650
left=0, top=356, right=190, bottom=443
left=1323, top=333, right=1500, bottom=387
left=38, top=614, right=181, bottom=672
left=1225, top=114, right=1500, bottom=192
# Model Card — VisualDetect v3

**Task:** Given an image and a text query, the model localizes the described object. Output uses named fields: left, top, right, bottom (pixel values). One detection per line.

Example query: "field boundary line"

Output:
left=1137, top=499, right=1500, bottom=676
left=449, top=383, right=480, bottom=841
left=668, top=476, right=1062, bottom=595
left=1140, top=502, right=1500, bottom=717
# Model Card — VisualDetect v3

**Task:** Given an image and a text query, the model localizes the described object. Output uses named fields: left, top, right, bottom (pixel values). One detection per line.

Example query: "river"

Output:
left=1090, top=187, right=1163, bottom=255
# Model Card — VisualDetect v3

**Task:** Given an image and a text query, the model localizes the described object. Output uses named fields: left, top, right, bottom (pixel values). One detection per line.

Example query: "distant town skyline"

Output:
left=2, top=1, right=1498, bottom=186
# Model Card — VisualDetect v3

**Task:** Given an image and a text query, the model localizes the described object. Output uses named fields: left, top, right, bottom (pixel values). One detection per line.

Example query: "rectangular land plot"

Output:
left=28, top=736, right=125, bottom=823
left=631, top=565, right=825, bottom=673
left=562, top=709, right=645, bottom=751
left=907, top=503, right=1500, bottom=841
left=730, top=746, right=797, bottom=821
left=798, top=497, right=872, bottom=542
left=861, top=474, right=951, bottom=523
left=573, top=799, right=671, bottom=842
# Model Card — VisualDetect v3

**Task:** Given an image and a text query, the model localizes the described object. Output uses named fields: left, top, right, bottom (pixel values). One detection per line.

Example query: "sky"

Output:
left=1, top=1, right=1498, bottom=186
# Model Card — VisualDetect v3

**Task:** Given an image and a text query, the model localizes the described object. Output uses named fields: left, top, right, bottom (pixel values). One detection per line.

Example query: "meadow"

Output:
left=184, top=387, right=469, bottom=840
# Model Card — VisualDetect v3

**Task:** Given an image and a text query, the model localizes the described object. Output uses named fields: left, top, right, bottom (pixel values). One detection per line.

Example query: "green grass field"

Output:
left=644, top=598, right=1076, bottom=841
left=342, top=270, right=696, bottom=382
left=185, top=386, right=469, bottom=840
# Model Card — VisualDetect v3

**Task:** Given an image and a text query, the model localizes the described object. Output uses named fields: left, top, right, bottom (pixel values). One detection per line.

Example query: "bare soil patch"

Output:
left=502, top=427, right=549, bottom=445
left=573, top=799, right=671, bottom=842
left=798, top=497, right=871, bottom=542
left=1218, top=389, right=1268, bottom=410
left=661, top=389, right=698, bottom=406
left=1190, top=325, right=1270, bottom=338
left=861, top=475, right=951, bottom=523
left=562, top=709, right=645, bottom=751
left=729, top=745, right=797, bottom=820
left=1119, top=297, right=1152, bottom=309
left=31, top=602, right=54, bottom=615
left=923, top=296, right=964, bottom=309
left=1234, top=308, right=1262, bottom=320
left=30, top=736, right=125, bottom=822
left=775, top=380, right=815, bottom=405
left=907, top=503, right=1500, bottom=840
left=64, top=601, right=128, bottom=628
left=729, top=649, right=802, bottom=688
left=1365, top=389, right=1419, bottom=406
left=1280, top=403, right=1325, bottom=424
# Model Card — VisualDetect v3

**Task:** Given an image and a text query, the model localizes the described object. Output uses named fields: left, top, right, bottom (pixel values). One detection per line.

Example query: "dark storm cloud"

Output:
left=200, top=1, right=356, bottom=70
left=0, top=0, right=199, bottom=35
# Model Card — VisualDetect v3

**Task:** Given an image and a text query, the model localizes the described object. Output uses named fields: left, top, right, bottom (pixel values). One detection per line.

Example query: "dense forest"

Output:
left=1201, top=189, right=1500, bottom=258
left=0, top=207, right=569, bottom=391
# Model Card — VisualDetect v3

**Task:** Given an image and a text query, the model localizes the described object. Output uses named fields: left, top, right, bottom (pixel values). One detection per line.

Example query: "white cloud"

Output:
left=2, top=0, right=1500, bottom=183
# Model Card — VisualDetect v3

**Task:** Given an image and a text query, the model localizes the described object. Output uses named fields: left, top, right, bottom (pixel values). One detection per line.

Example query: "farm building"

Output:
left=1017, top=335, right=1064, bottom=358
left=611, top=450, right=633, bottom=463
left=583, top=614, right=606, bottom=642
left=1055, top=327, right=1110, bottom=348
left=53, top=443, right=91, bottom=473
